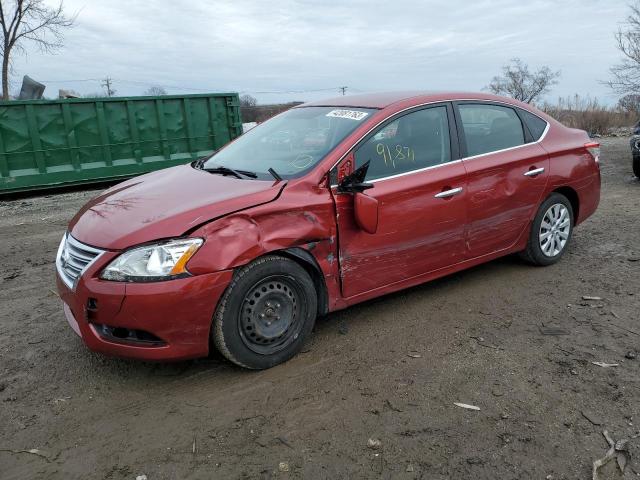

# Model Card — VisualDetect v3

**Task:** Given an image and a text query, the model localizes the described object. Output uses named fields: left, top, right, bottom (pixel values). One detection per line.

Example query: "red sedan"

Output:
left=55, top=92, right=601, bottom=369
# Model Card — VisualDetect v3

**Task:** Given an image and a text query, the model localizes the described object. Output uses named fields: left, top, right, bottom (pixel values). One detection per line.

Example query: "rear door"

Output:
left=454, top=102, right=550, bottom=259
left=332, top=104, right=468, bottom=298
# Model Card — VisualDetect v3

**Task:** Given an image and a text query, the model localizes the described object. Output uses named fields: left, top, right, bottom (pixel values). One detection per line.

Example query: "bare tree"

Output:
left=101, top=77, right=115, bottom=97
left=240, top=94, right=257, bottom=107
left=486, top=58, right=560, bottom=104
left=0, top=1, right=76, bottom=100
left=618, top=94, right=640, bottom=114
left=608, top=2, right=640, bottom=95
left=144, top=85, right=167, bottom=96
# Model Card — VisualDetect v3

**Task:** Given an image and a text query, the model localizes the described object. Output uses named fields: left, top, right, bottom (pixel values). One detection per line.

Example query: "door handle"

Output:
left=434, top=187, right=463, bottom=199
left=524, top=167, right=545, bottom=177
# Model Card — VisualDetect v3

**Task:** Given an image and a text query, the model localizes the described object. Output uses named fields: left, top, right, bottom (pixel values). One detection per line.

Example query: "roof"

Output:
left=300, top=91, right=528, bottom=110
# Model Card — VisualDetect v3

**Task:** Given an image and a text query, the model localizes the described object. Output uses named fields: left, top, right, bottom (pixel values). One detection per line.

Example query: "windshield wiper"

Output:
left=203, top=165, right=243, bottom=179
left=192, top=157, right=209, bottom=169
left=268, top=167, right=283, bottom=181
left=200, top=164, right=258, bottom=180
left=235, top=169, right=258, bottom=178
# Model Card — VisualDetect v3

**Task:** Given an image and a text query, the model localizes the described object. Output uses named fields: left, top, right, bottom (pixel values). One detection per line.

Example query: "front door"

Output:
left=332, top=104, right=468, bottom=299
left=455, top=102, right=550, bottom=258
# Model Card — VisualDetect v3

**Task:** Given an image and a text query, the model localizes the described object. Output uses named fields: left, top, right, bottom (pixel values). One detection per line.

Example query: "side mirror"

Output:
left=337, top=159, right=378, bottom=234
left=337, top=160, right=374, bottom=194
left=354, top=192, right=379, bottom=234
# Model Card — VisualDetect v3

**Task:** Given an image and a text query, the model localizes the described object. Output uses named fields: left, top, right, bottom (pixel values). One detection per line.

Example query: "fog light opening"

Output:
left=96, top=324, right=166, bottom=346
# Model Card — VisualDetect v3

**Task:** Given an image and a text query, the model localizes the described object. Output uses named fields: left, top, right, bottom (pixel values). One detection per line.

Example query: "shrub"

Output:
left=541, top=94, right=636, bottom=136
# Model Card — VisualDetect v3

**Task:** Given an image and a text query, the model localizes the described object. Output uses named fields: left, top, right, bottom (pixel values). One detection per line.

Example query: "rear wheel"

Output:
left=633, top=155, right=640, bottom=178
left=212, top=255, right=317, bottom=369
left=520, top=193, right=574, bottom=266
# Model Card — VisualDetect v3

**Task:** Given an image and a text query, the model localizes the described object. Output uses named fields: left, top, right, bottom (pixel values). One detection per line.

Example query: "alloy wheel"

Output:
left=539, top=203, right=571, bottom=257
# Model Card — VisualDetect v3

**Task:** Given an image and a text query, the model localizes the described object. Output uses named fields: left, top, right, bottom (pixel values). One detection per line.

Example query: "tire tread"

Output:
left=212, top=255, right=314, bottom=369
left=520, top=193, right=574, bottom=266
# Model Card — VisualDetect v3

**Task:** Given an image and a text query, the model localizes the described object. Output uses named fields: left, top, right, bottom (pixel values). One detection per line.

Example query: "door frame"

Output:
left=328, top=101, right=467, bottom=298
left=451, top=100, right=552, bottom=258
left=451, top=100, right=548, bottom=159
left=328, top=102, right=462, bottom=186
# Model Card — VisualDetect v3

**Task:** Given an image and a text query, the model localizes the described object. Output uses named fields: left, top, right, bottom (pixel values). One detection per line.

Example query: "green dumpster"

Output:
left=0, top=93, right=242, bottom=194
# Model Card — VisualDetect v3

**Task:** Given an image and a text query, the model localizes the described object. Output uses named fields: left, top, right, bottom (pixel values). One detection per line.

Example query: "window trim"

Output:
left=331, top=102, right=459, bottom=186
left=515, top=107, right=548, bottom=142
left=367, top=159, right=464, bottom=184
left=452, top=101, right=550, bottom=161
left=329, top=99, right=549, bottom=187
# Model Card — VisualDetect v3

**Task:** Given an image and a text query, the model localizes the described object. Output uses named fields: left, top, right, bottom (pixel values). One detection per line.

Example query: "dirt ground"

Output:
left=0, top=136, right=639, bottom=480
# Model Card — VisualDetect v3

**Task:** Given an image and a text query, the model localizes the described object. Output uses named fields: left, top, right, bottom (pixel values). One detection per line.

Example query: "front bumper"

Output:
left=56, top=252, right=233, bottom=361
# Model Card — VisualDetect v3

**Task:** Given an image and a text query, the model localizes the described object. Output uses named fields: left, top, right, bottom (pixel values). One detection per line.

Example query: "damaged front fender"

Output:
left=185, top=183, right=342, bottom=311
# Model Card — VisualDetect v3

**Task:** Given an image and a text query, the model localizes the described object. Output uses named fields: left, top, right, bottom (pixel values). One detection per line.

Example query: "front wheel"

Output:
left=212, top=255, right=317, bottom=369
left=520, top=193, right=574, bottom=266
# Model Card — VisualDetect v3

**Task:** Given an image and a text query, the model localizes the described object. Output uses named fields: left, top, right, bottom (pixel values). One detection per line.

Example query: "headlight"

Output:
left=101, top=238, right=203, bottom=282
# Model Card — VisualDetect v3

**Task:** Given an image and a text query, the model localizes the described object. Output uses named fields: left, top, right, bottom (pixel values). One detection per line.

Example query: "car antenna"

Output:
left=268, top=167, right=283, bottom=182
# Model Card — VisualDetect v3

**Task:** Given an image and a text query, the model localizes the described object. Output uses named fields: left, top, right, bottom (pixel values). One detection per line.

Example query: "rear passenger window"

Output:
left=354, top=106, right=451, bottom=181
left=459, top=104, right=525, bottom=157
left=519, top=109, right=548, bottom=140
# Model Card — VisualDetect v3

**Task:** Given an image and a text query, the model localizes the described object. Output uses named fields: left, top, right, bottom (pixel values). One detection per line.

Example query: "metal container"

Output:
left=0, top=93, right=242, bottom=193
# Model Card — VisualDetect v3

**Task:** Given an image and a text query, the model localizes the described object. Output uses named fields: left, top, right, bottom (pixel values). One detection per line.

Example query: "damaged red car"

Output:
left=56, top=92, right=601, bottom=369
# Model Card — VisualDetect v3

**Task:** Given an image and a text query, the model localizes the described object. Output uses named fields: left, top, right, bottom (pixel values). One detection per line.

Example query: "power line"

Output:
left=40, top=78, right=103, bottom=82
left=240, top=87, right=344, bottom=95
left=37, top=78, right=354, bottom=96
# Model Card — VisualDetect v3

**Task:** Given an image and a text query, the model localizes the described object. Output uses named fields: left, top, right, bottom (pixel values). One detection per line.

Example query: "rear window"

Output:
left=458, top=104, right=525, bottom=157
left=519, top=109, right=548, bottom=140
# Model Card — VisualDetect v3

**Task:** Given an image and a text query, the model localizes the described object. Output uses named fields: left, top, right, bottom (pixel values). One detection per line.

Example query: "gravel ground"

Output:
left=0, top=136, right=638, bottom=480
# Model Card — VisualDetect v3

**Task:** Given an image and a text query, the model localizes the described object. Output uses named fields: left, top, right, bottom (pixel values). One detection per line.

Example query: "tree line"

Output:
left=2, top=1, right=640, bottom=109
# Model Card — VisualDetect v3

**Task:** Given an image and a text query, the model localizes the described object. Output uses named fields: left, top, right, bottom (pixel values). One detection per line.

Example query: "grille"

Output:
left=56, top=234, right=105, bottom=289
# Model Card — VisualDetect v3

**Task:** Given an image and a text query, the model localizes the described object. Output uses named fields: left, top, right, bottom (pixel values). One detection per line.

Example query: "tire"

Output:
left=520, top=193, right=574, bottom=266
left=212, top=255, right=317, bottom=369
left=633, top=154, right=640, bottom=178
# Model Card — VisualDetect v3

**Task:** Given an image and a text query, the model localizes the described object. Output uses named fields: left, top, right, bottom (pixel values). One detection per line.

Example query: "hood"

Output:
left=69, top=165, right=284, bottom=250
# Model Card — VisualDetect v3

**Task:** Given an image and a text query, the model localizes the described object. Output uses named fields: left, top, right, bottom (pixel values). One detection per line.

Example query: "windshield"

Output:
left=201, top=106, right=376, bottom=179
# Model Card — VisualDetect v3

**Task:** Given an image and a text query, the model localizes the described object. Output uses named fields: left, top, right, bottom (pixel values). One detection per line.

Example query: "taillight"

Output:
left=585, top=142, right=600, bottom=164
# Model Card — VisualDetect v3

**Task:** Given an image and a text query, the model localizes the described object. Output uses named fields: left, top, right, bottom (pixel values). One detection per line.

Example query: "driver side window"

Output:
left=354, top=106, right=452, bottom=181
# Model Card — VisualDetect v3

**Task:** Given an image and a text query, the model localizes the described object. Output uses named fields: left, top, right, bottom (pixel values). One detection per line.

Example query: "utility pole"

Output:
left=339, top=86, right=348, bottom=96
left=101, top=77, right=116, bottom=97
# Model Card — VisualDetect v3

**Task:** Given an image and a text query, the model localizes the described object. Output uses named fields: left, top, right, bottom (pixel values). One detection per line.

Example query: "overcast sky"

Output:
left=8, top=0, right=629, bottom=104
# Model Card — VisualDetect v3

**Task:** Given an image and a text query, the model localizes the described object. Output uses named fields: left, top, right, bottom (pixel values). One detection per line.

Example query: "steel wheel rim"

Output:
left=539, top=203, right=570, bottom=257
left=238, top=275, right=303, bottom=355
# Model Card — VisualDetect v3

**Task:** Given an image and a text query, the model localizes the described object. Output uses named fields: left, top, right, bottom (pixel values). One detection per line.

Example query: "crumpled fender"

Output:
left=185, top=182, right=342, bottom=309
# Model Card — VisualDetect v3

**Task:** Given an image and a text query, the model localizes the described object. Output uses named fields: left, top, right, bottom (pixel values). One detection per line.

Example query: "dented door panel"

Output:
left=462, top=143, right=550, bottom=258
left=333, top=162, right=468, bottom=298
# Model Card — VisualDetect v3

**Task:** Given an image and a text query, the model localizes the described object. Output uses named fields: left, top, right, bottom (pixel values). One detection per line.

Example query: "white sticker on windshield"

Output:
left=326, top=109, right=369, bottom=121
